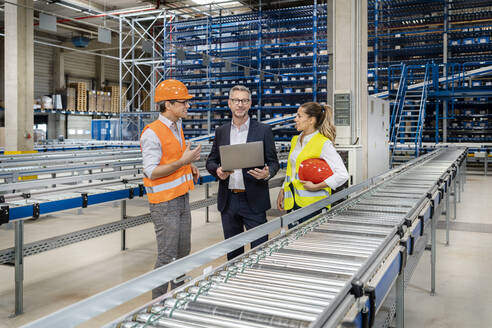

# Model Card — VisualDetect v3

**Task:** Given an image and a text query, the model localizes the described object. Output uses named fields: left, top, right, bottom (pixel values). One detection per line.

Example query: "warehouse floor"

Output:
left=0, top=172, right=491, bottom=327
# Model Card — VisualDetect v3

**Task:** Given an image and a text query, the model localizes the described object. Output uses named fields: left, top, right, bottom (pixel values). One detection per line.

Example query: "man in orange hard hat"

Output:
left=140, top=79, right=201, bottom=298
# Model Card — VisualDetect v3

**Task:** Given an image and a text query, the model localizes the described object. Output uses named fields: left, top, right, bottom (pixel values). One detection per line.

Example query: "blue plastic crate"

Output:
left=477, top=36, right=490, bottom=44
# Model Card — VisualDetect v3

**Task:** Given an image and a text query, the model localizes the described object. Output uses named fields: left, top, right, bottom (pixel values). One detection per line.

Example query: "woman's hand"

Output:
left=300, top=180, right=321, bottom=191
left=277, top=189, right=285, bottom=211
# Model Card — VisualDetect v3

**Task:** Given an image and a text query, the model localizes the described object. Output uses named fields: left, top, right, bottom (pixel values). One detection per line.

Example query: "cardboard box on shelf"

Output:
left=41, top=96, right=53, bottom=110
left=102, top=92, right=111, bottom=113
left=87, top=90, right=97, bottom=112
left=0, top=127, right=4, bottom=147
left=96, top=91, right=105, bottom=112
left=65, top=87, right=76, bottom=111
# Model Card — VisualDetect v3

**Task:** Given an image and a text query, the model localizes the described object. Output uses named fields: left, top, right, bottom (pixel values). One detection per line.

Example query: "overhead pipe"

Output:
left=0, top=32, right=119, bottom=59
left=49, top=6, right=158, bottom=25
left=0, top=0, right=119, bottom=33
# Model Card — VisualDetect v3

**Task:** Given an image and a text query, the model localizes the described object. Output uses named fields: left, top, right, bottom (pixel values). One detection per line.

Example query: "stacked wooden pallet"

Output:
left=140, top=89, right=151, bottom=112
left=106, top=86, right=127, bottom=113
left=69, top=82, right=87, bottom=112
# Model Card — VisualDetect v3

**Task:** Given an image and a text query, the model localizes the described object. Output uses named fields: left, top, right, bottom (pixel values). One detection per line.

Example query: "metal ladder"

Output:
left=390, top=64, right=430, bottom=167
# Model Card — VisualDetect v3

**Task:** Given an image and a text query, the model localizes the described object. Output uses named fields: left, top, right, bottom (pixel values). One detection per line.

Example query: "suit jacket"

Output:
left=206, top=119, right=280, bottom=214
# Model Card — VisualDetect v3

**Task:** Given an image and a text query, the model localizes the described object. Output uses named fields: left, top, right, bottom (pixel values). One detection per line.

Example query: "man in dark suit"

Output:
left=206, top=85, right=279, bottom=260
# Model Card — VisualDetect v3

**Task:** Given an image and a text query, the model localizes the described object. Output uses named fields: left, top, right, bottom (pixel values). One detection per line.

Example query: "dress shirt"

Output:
left=228, top=118, right=250, bottom=190
left=140, top=114, right=183, bottom=178
left=284, top=130, right=349, bottom=190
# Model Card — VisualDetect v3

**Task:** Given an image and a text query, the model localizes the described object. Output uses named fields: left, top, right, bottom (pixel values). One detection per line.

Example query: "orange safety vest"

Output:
left=141, top=119, right=194, bottom=204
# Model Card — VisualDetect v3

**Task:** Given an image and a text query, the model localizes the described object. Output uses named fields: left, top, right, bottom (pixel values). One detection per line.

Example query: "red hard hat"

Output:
left=299, top=158, right=333, bottom=184
left=154, top=79, right=193, bottom=103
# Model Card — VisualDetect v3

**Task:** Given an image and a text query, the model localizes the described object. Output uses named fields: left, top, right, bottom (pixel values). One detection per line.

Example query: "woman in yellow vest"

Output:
left=277, top=102, right=349, bottom=227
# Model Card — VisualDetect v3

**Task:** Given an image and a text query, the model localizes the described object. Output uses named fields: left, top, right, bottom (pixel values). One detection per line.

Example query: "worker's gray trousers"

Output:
left=149, top=193, right=191, bottom=299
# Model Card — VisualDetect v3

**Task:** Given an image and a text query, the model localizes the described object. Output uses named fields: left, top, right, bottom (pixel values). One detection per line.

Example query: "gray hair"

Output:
left=229, top=85, right=251, bottom=100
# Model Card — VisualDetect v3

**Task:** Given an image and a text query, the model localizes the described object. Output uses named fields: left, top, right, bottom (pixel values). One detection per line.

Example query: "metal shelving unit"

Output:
left=368, top=0, right=492, bottom=93
left=370, top=0, right=492, bottom=159
left=118, top=4, right=329, bottom=141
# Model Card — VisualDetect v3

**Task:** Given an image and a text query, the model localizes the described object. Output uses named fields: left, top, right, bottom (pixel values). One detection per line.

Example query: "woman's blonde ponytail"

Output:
left=318, top=104, right=336, bottom=143
left=300, top=102, right=336, bottom=143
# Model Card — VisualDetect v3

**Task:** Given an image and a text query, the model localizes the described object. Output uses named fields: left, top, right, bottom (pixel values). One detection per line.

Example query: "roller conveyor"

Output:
left=22, top=147, right=467, bottom=328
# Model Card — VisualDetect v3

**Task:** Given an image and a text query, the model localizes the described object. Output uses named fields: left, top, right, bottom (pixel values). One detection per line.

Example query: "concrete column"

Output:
left=55, top=113, right=66, bottom=139
left=4, top=0, right=34, bottom=151
left=53, top=48, right=65, bottom=91
left=47, top=113, right=57, bottom=139
left=333, top=0, right=368, bottom=178
left=0, top=38, right=5, bottom=102
left=96, top=53, right=105, bottom=89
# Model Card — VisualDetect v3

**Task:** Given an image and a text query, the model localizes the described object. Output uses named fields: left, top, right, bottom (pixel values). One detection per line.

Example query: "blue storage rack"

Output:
left=370, top=0, right=492, bottom=145
left=368, top=0, right=492, bottom=93
left=154, top=4, right=329, bottom=140
left=386, top=61, right=492, bottom=148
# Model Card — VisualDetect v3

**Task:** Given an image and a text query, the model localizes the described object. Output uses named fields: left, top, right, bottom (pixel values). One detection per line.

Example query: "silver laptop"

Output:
left=219, top=141, right=264, bottom=171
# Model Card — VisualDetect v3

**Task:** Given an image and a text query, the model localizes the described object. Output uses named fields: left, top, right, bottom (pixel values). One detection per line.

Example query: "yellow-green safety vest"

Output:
left=284, top=132, right=332, bottom=210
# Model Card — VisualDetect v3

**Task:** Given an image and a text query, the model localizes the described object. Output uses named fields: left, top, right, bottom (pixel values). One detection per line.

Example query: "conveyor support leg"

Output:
left=485, top=156, right=488, bottom=176
left=431, top=202, right=437, bottom=296
left=461, top=157, right=468, bottom=191
left=456, top=168, right=460, bottom=203
left=462, top=158, right=466, bottom=190
left=14, top=220, right=24, bottom=316
left=205, top=184, right=210, bottom=223
left=445, top=184, right=450, bottom=246
left=453, top=176, right=457, bottom=221
left=121, top=200, right=127, bottom=251
left=396, top=271, right=404, bottom=328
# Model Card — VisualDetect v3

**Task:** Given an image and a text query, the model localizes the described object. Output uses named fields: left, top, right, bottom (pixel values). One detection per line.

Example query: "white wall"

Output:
left=67, top=115, right=91, bottom=139
left=367, top=95, right=390, bottom=177
left=65, top=50, right=96, bottom=80
left=34, top=44, right=54, bottom=97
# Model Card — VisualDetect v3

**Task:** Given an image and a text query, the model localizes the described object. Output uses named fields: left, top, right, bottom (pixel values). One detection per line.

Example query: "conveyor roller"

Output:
left=22, top=148, right=467, bottom=328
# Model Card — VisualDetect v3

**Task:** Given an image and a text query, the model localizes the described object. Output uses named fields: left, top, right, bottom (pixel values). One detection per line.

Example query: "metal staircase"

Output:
left=389, top=63, right=431, bottom=167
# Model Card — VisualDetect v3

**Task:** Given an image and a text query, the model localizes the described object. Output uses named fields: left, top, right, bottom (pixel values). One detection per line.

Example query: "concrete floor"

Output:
left=0, top=173, right=490, bottom=327
left=405, top=173, right=492, bottom=328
